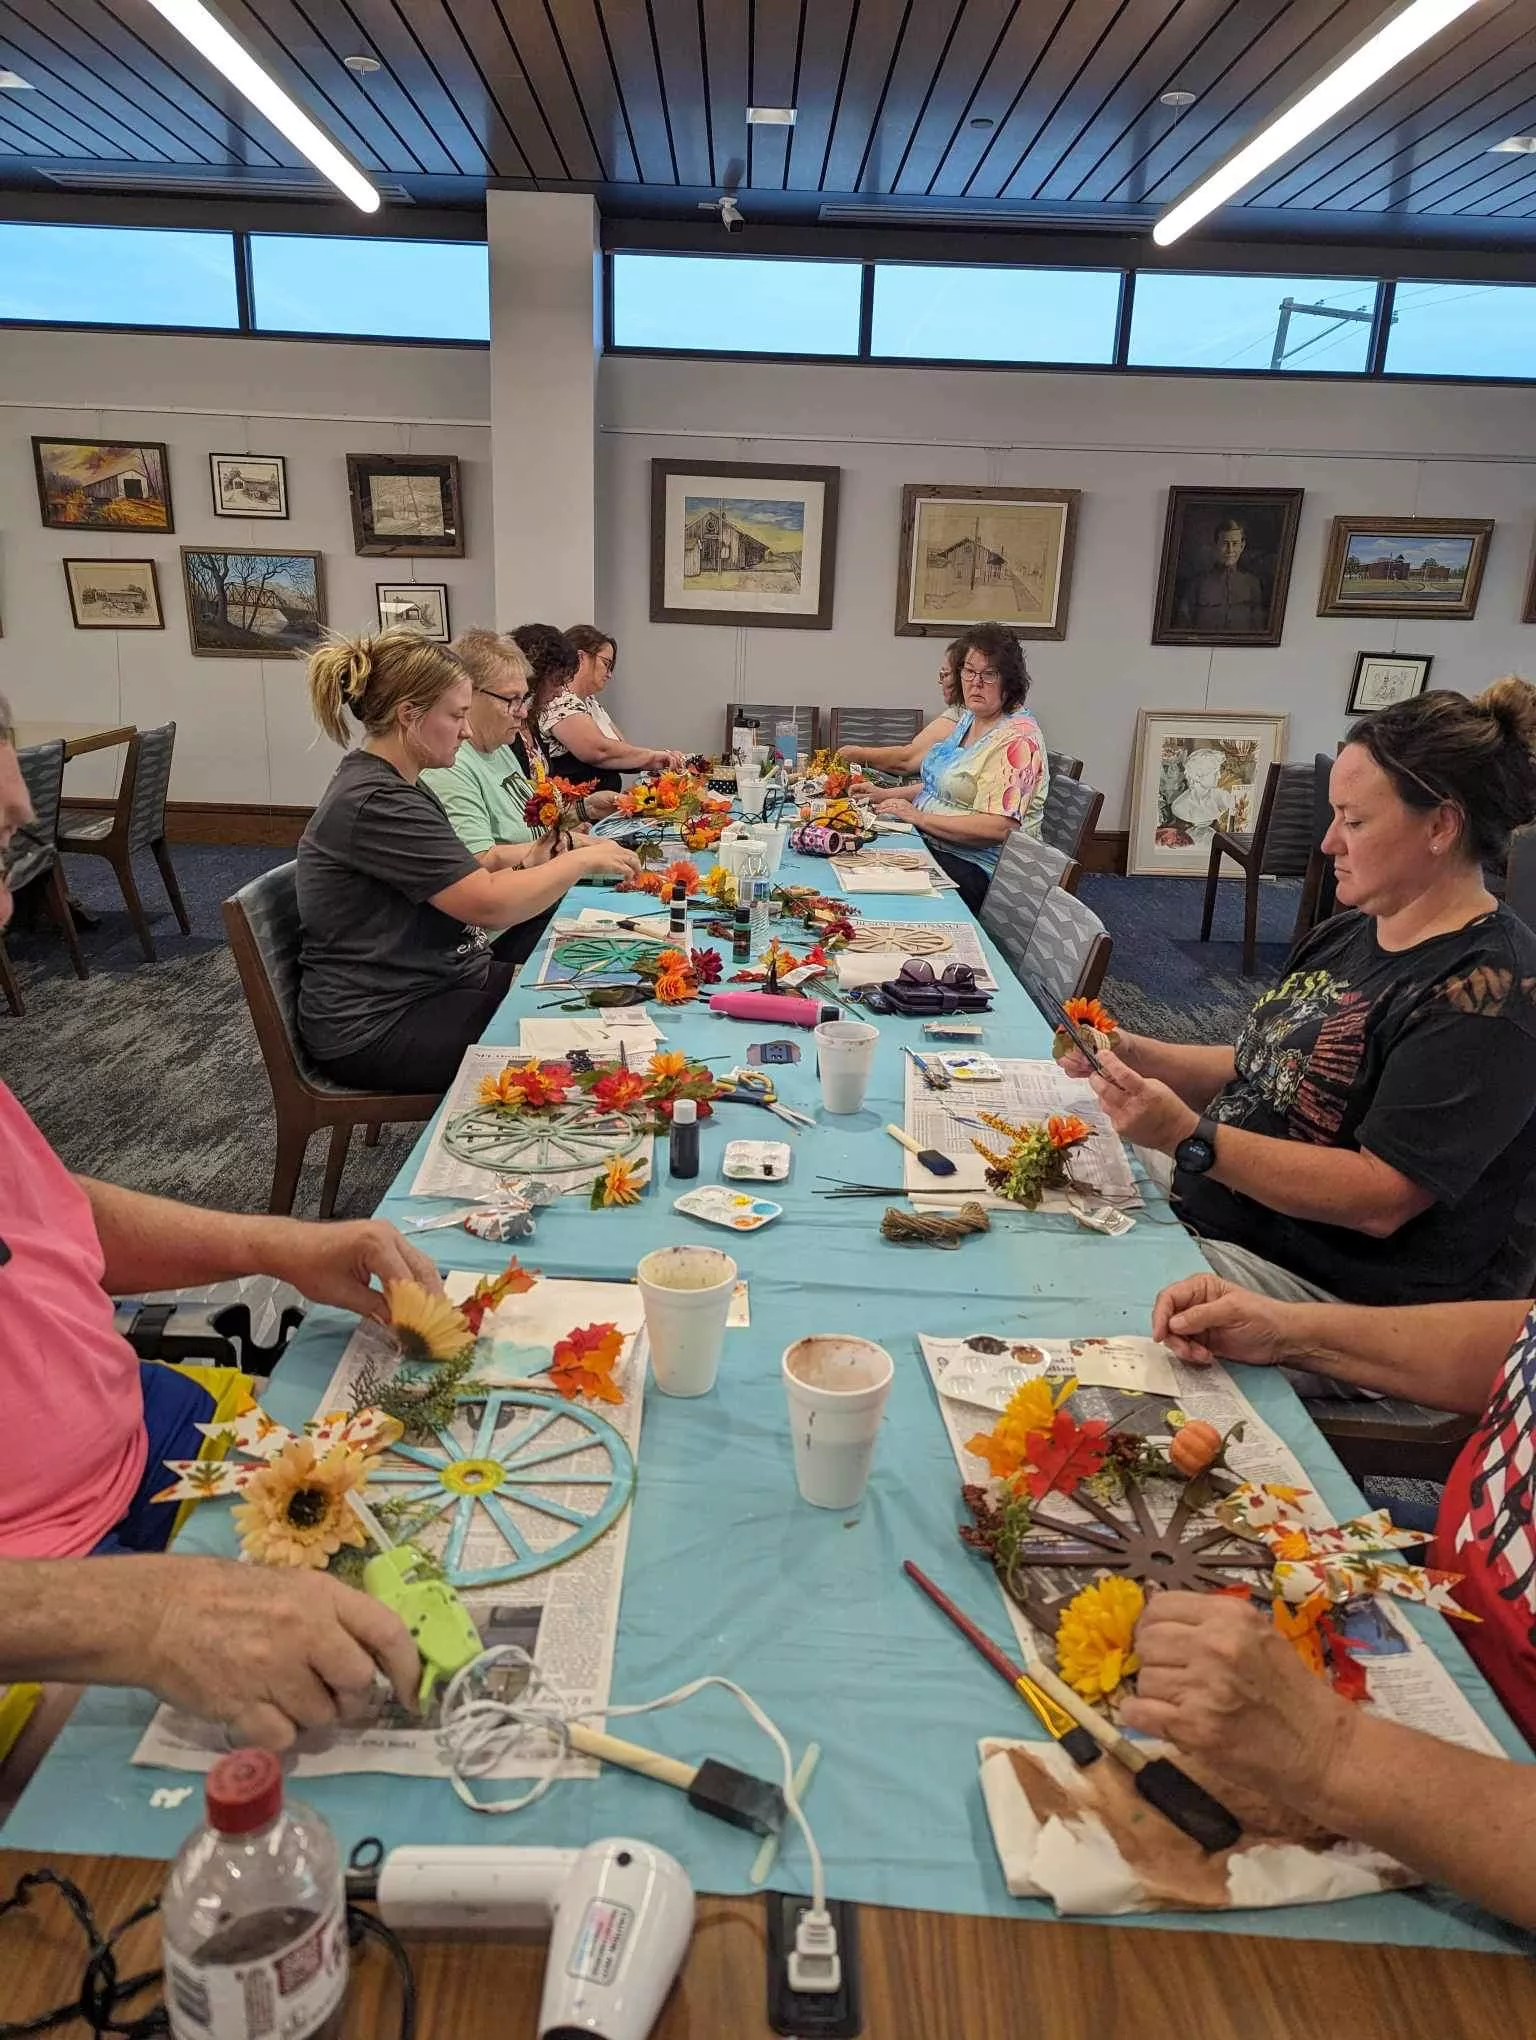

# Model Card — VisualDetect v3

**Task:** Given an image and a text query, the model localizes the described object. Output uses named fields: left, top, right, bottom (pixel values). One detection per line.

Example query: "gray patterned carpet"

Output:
left=0, top=848, right=1297, bottom=1218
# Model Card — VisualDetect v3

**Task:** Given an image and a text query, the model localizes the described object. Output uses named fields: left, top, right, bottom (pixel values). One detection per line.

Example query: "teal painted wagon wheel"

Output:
left=362, top=1390, right=635, bottom=1587
left=441, top=1098, right=650, bottom=1188
left=549, top=935, right=667, bottom=981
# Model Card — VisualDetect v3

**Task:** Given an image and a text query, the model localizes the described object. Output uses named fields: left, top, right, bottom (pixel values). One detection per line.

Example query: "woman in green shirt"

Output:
left=421, top=628, right=619, bottom=964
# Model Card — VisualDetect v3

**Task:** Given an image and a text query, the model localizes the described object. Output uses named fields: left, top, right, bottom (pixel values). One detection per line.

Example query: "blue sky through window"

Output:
left=870, top=263, right=1119, bottom=362
left=1385, top=281, right=1536, bottom=379
left=610, top=252, right=861, bottom=354
left=1129, top=271, right=1379, bottom=373
left=0, top=222, right=239, bottom=327
left=248, top=235, right=489, bottom=340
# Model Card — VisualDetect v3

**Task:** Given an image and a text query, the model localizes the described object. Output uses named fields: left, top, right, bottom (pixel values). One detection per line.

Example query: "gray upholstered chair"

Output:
left=58, top=721, right=190, bottom=962
left=826, top=705, right=925, bottom=750
left=1019, top=884, right=1112, bottom=1014
left=723, top=703, right=821, bottom=760
left=979, top=833, right=1080, bottom=990
left=0, top=740, right=89, bottom=1016
left=1046, top=749, right=1083, bottom=785
left=1038, top=773, right=1104, bottom=863
left=1508, top=824, right=1536, bottom=933
left=1199, top=761, right=1316, bottom=974
left=223, top=862, right=440, bottom=1219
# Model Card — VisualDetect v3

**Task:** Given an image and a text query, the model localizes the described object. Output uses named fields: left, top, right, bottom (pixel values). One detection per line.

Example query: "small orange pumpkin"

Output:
left=1168, top=1419, right=1223, bottom=1479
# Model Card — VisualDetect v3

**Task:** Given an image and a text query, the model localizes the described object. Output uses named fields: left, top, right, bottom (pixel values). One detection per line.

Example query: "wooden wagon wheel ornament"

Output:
left=845, top=923, right=952, bottom=955
left=441, top=1098, right=650, bottom=1193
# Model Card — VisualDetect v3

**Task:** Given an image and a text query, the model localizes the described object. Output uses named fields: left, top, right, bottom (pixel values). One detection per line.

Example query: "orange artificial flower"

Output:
left=549, top=1321, right=626, bottom=1404
left=654, top=970, right=697, bottom=1005
left=592, top=1155, right=645, bottom=1207
left=660, top=860, right=701, bottom=896
left=615, top=790, right=639, bottom=816
left=591, top=1069, right=648, bottom=1113
left=654, top=947, right=690, bottom=975
left=624, top=870, right=666, bottom=896
left=1063, top=997, right=1116, bottom=1034
left=1046, top=1114, right=1093, bottom=1150
left=649, top=1050, right=690, bottom=1081
left=460, top=1256, right=539, bottom=1336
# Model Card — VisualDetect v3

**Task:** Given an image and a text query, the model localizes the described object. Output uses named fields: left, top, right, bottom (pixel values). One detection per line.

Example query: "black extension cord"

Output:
left=0, top=1869, right=415, bottom=2040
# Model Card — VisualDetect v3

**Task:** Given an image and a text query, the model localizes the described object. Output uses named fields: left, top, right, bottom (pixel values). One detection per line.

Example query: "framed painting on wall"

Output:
left=1127, top=709, right=1289, bottom=877
left=1347, top=651, right=1432, bottom=714
left=180, top=548, right=326, bottom=658
left=649, top=459, right=840, bottom=628
left=1151, top=486, right=1303, bottom=647
left=210, top=453, right=289, bottom=519
left=1318, top=517, right=1493, bottom=619
left=347, top=453, right=464, bottom=557
left=63, top=558, right=164, bottom=630
left=894, top=484, right=1080, bottom=639
left=33, top=437, right=173, bottom=533
left=377, top=582, right=450, bottom=640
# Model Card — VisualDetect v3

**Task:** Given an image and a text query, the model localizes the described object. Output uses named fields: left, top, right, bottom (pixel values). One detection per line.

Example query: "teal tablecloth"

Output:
left=12, top=850, right=1533, bottom=1957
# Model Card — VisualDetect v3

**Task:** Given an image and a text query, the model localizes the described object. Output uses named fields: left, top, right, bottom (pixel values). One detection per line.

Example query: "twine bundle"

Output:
left=880, top=1202, right=991, bottom=1249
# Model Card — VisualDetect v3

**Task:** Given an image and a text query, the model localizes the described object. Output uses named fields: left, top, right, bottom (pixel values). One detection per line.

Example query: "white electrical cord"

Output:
left=437, top=1646, right=827, bottom=1917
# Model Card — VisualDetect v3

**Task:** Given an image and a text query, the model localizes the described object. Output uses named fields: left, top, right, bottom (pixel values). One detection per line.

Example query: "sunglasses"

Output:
left=898, top=959, right=978, bottom=992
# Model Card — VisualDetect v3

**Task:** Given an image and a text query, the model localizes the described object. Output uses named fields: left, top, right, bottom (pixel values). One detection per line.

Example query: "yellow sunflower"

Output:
left=1054, top=1576, right=1146, bottom=1702
left=385, top=1279, right=474, bottom=1362
left=233, top=1440, right=370, bottom=1570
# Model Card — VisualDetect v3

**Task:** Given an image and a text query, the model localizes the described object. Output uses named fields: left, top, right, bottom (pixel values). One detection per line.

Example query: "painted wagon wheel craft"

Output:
left=442, top=1098, right=650, bottom=1190
left=549, top=934, right=667, bottom=979
left=362, top=1389, right=635, bottom=1587
left=845, top=924, right=952, bottom=955
left=995, top=1481, right=1274, bottom=1638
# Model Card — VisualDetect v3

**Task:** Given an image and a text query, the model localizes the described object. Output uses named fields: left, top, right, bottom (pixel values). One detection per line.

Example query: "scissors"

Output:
left=714, top=1069, right=816, bottom=1130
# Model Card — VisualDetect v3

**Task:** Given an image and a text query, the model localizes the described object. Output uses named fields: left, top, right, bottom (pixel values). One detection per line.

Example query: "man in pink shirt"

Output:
left=0, top=699, right=424, bottom=1748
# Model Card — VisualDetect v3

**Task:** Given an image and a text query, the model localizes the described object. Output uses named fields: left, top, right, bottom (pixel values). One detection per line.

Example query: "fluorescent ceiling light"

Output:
left=1153, top=0, right=1480, bottom=246
left=1491, top=135, right=1536, bottom=153
left=140, top=0, right=380, bottom=211
left=747, top=105, right=797, bottom=125
left=0, top=69, right=34, bottom=88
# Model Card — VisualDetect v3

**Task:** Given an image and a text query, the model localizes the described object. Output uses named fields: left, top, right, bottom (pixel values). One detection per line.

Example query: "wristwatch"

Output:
left=1174, top=1114, right=1221, bottom=1176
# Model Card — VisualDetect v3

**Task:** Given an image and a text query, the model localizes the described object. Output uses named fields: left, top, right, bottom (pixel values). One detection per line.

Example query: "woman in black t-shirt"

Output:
left=1064, top=680, right=1536, bottom=1309
left=297, top=628, right=640, bottom=1093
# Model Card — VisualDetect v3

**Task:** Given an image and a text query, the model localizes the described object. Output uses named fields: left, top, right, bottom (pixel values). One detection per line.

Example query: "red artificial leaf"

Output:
left=549, top=1321, right=626, bottom=1404
left=460, top=1256, right=539, bottom=1334
left=1319, top=1615, right=1371, bottom=1705
left=1019, top=1412, right=1110, bottom=1500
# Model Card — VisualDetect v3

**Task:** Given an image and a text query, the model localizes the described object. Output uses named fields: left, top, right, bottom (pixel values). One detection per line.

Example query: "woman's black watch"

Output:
left=1174, top=1114, right=1221, bottom=1176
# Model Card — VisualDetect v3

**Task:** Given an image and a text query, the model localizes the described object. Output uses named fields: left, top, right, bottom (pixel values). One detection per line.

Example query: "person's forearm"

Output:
left=1130, top=1036, right=1236, bottom=1108
left=468, top=857, right=589, bottom=929
left=1272, top=1295, right=1525, bottom=1411
left=478, top=841, right=538, bottom=871
left=871, top=781, right=922, bottom=803
left=551, top=720, right=656, bottom=773
left=80, top=1178, right=297, bottom=1293
left=1203, top=1125, right=1430, bottom=1236
left=916, top=809, right=1013, bottom=848
left=1297, top=1710, right=1536, bottom=1928
left=0, top=1557, right=175, bottom=1686
left=842, top=741, right=916, bottom=773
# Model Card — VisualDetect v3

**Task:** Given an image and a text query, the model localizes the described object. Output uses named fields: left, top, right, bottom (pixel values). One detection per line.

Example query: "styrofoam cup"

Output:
left=815, top=1020, right=878, bottom=1114
left=782, top=1335, right=895, bottom=1508
left=637, top=1245, right=737, bottom=1397
left=738, top=774, right=769, bottom=818
left=745, top=822, right=788, bottom=875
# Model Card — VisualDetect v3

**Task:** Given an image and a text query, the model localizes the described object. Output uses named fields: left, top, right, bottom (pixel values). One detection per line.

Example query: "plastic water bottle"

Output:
left=747, top=877, right=770, bottom=960
left=161, top=1748, right=348, bottom=2040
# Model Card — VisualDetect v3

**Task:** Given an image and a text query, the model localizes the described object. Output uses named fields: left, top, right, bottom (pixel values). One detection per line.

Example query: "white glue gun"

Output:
left=372, top=1839, right=693, bottom=2039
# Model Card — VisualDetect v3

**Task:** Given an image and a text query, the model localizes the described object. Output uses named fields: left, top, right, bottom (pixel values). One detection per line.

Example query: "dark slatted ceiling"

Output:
left=2, top=0, right=1536, bottom=243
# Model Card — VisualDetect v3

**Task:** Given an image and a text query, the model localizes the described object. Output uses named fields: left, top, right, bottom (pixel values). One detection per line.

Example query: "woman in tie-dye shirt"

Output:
left=864, top=623, right=1048, bottom=911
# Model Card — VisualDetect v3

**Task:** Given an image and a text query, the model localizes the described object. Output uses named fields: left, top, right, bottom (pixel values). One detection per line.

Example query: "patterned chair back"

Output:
left=826, top=706, right=925, bottom=750
left=9, top=741, right=66, bottom=889
left=123, top=722, right=177, bottom=851
left=1508, top=825, right=1536, bottom=935
left=1038, top=774, right=1104, bottom=861
left=980, top=833, right=1079, bottom=988
left=1046, top=749, right=1083, bottom=784
left=724, top=703, right=821, bottom=759
left=1020, top=884, right=1112, bottom=1012
left=1258, top=762, right=1319, bottom=878
left=224, top=860, right=318, bottom=1085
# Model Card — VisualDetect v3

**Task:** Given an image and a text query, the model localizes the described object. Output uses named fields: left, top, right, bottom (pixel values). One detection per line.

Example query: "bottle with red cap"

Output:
left=161, top=1748, right=348, bottom=2040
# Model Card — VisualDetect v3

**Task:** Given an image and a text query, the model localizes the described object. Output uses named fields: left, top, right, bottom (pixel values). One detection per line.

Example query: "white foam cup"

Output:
left=745, top=822, right=788, bottom=875
left=782, top=1335, right=895, bottom=1508
left=815, top=1019, right=878, bottom=1114
left=636, top=1245, right=737, bottom=1397
left=738, top=773, right=769, bottom=818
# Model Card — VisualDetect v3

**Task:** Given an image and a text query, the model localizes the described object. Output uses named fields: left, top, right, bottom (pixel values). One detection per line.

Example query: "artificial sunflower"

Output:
left=1054, top=1576, right=1145, bottom=1702
left=702, top=865, right=738, bottom=907
left=233, top=1439, right=371, bottom=1570
left=592, top=1155, right=645, bottom=1207
left=385, top=1278, right=474, bottom=1362
left=1052, top=996, right=1119, bottom=1065
left=966, top=1374, right=1075, bottom=1480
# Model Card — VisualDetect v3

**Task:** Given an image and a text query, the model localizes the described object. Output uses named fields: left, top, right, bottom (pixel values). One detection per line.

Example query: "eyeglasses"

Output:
left=961, top=666, right=1001, bottom=686
left=480, top=690, right=528, bottom=711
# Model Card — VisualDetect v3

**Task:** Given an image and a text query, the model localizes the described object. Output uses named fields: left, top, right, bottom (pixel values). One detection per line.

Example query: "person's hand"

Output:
left=260, top=1217, right=441, bottom=1324
left=578, top=840, right=643, bottom=882
left=137, top=1557, right=421, bottom=1750
left=1152, top=1274, right=1297, bottom=1367
left=1088, top=1048, right=1199, bottom=1153
left=879, top=799, right=922, bottom=825
left=1057, top=1029, right=1147, bottom=1081
left=584, top=790, right=622, bottom=821
left=1121, top=1592, right=1357, bottom=1811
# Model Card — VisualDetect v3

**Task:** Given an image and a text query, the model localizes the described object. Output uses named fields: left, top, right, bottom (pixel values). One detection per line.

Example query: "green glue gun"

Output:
left=362, top=1541, right=483, bottom=1711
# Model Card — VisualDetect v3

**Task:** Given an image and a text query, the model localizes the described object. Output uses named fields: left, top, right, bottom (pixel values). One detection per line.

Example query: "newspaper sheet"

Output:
left=134, top=1274, right=651, bottom=1782
left=830, top=861, right=936, bottom=896
left=408, top=1044, right=655, bottom=1202
left=902, top=1058, right=1141, bottom=1210
left=834, top=919, right=996, bottom=991
left=919, top=1332, right=1505, bottom=1760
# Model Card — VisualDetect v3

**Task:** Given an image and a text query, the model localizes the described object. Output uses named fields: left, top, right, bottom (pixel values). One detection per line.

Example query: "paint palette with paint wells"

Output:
left=674, top=1186, right=783, bottom=1232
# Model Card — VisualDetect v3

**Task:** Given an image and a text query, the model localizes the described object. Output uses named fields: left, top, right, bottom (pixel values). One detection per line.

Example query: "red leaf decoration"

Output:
left=1019, top=1411, right=1110, bottom=1500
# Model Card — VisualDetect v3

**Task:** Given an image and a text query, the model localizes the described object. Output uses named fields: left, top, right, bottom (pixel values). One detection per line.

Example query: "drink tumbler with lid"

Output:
left=161, top=1748, right=348, bottom=2040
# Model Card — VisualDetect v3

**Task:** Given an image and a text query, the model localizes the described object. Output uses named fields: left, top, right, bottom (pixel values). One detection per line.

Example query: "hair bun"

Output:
left=1475, top=675, right=1536, bottom=753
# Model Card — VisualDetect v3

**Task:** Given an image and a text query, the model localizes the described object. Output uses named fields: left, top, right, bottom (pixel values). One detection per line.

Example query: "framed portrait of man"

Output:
left=1152, top=486, right=1304, bottom=648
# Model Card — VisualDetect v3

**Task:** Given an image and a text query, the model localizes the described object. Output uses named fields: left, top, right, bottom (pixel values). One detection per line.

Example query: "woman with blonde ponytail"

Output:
left=297, top=627, right=640, bottom=1091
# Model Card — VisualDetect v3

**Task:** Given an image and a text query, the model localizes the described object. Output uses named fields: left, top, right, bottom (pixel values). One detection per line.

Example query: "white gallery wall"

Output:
left=2, top=312, right=1535, bottom=830
left=0, top=327, right=492, bottom=803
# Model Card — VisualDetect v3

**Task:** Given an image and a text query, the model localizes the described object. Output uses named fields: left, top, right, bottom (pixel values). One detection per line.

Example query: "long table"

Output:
left=8, top=846, right=1536, bottom=2037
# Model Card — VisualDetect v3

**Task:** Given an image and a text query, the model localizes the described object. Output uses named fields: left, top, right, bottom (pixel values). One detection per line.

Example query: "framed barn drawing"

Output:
left=895, top=484, right=1080, bottom=640
left=649, top=459, right=840, bottom=629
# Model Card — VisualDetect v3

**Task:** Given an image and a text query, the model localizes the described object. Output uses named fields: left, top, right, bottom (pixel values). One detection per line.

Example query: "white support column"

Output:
left=486, top=189, right=600, bottom=627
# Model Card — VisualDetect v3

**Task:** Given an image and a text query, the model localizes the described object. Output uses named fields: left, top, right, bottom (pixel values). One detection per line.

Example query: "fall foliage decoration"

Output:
left=1167, top=1418, right=1224, bottom=1480
left=459, top=1257, right=539, bottom=1337
left=1051, top=995, right=1120, bottom=1065
left=474, top=1055, right=716, bottom=1130
left=548, top=1321, right=626, bottom=1403
left=970, top=1112, right=1094, bottom=1208
left=522, top=760, right=598, bottom=839
left=233, top=1438, right=372, bottom=1571
left=385, top=1280, right=474, bottom=1364
left=591, top=1155, right=646, bottom=1208
left=1054, top=1577, right=1146, bottom=1702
